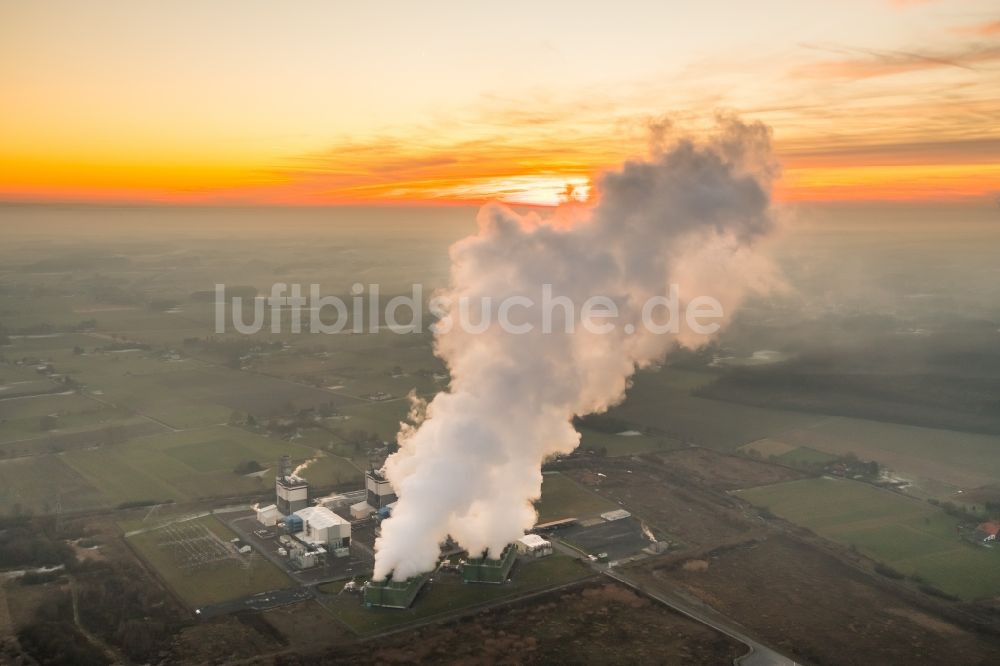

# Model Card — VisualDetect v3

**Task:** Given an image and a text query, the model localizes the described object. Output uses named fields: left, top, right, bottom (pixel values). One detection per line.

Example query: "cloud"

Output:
left=887, top=0, right=937, bottom=8
left=780, top=137, right=1000, bottom=168
left=952, top=19, right=1000, bottom=37
left=794, top=45, right=1000, bottom=80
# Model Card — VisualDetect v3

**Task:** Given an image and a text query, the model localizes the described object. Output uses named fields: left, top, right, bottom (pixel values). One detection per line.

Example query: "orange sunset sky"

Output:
left=2, top=1, right=998, bottom=207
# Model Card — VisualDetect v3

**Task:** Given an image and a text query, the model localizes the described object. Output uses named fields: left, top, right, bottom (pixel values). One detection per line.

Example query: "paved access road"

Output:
left=602, top=568, right=799, bottom=666
left=547, top=537, right=798, bottom=666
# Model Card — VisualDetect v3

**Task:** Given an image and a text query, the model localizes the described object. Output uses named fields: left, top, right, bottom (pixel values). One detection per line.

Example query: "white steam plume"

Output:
left=373, top=117, right=783, bottom=580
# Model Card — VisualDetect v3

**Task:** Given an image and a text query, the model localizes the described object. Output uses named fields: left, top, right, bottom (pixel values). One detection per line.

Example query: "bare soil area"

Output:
left=655, top=447, right=806, bottom=490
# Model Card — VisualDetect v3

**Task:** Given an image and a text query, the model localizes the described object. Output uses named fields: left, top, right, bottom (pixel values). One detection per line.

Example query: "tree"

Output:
left=234, top=460, right=263, bottom=475
left=865, top=460, right=879, bottom=478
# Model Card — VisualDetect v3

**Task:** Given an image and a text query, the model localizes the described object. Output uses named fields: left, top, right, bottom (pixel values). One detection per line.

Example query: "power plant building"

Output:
left=366, top=468, right=397, bottom=508
left=363, top=573, right=429, bottom=609
left=279, top=506, right=352, bottom=570
left=350, top=468, right=397, bottom=519
left=516, top=534, right=552, bottom=558
left=463, top=544, right=517, bottom=584
left=293, top=506, right=351, bottom=548
left=276, top=455, right=309, bottom=515
left=255, top=504, right=281, bottom=526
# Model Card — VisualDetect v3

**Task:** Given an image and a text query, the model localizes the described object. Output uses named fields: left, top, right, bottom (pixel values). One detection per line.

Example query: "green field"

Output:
left=738, top=477, right=1000, bottom=600
left=336, top=397, right=415, bottom=441
left=0, top=392, right=132, bottom=443
left=296, top=454, right=363, bottom=487
left=127, top=514, right=293, bottom=607
left=0, top=454, right=106, bottom=514
left=319, top=555, right=592, bottom=635
left=780, top=417, right=1000, bottom=490
left=739, top=440, right=837, bottom=467
left=60, top=425, right=344, bottom=506
left=607, top=368, right=1000, bottom=495
left=607, top=369, right=826, bottom=451
left=775, top=445, right=838, bottom=467
left=534, top=472, right=618, bottom=524
left=577, top=427, right=679, bottom=457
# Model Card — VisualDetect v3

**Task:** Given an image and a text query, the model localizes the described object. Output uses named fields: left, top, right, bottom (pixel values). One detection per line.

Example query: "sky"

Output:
left=1, top=0, right=998, bottom=206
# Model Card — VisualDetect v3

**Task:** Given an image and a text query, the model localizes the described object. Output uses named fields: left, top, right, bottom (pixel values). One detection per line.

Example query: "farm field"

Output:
left=0, top=454, right=106, bottom=514
left=336, top=397, right=414, bottom=441
left=738, top=477, right=1000, bottom=600
left=0, top=390, right=101, bottom=427
left=61, top=425, right=333, bottom=506
left=74, top=360, right=328, bottom=429
left=127, top=514, right=293, bottom=607
left=291, top=453, right=363, bottom=489
left=576, top=427, right=677, bottom=456
left=612, top=369, right=1000, bottom=496
left=737, top=439, right=837, bottom=468
left=656, top=447, right=805, bottom=491
left=779, top=417, right=1000, bottom=490
left=534, top=472, right=619, bottom=524
left=607, top=368, right=827, bottom=451
left=319, top=555, right=593, bottom=635
left=0, top=399, right=139, bottom=445
left=0, top=419, right=165, bottom=460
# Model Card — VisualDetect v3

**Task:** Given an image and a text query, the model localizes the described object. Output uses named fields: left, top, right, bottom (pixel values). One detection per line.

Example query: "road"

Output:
left=602, top=568, right=799, bottom=666
left=549, top=538, right=798, bottom=666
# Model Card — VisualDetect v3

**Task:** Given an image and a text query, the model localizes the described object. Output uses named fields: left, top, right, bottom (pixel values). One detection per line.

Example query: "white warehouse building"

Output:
left=255, top=504, right=281, bottom=526
left=516, top=534, right=552, bottom=558
left=293, top=506, right=351, bottom=548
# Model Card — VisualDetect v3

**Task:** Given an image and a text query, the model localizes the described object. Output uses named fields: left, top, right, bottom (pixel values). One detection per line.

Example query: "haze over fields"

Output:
left=3, top=1, right=1000, bottom=664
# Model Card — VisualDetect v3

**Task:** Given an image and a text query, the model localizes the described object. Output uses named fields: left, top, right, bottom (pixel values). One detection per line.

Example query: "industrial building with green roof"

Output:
left=363, top=573, right=429, bottom=609
left=462, top=544, right=517, bottom=584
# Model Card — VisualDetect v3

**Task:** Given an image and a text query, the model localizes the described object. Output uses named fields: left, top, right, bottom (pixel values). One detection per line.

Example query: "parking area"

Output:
left=558, top=517, right=654, bottom=561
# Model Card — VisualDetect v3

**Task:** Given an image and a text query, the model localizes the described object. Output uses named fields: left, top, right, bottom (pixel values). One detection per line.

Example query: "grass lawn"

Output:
left=319, top=555, right=592, bottom=635
left=738, top=477, right=1000, bottom=600
left=534, top=472, right=619, bottom=524
left=128, top=514, right=293, bottom=608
